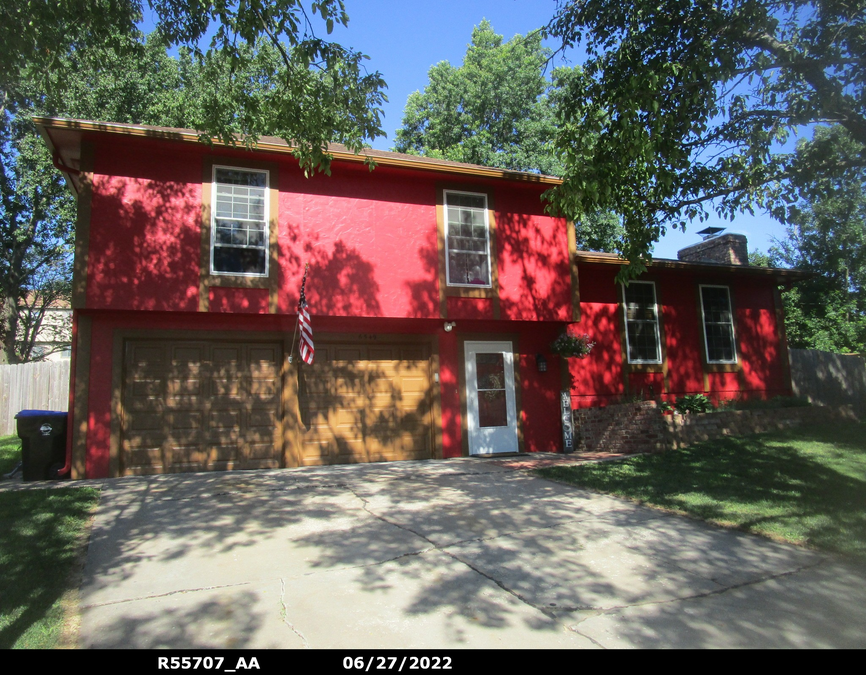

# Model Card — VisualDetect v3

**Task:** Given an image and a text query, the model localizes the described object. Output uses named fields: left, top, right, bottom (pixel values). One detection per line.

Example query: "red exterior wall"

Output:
left=84, top=136, right=565, bottom=320
left=88, top=143, right=202, bottom=312
left=66, top=129, right=793, bottom=478
left=568, top=263, right=791, bottom=408
left=78, top=310, right=564, bottom=477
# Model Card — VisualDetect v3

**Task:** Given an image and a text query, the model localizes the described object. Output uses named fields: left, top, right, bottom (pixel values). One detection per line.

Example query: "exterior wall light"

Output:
left=444, top=322, right=456, bottom=332
left=536, top=354, right=548, bottom=373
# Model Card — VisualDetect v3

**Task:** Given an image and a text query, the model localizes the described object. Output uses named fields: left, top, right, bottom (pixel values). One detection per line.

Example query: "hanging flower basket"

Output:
left=550, top=332, right=596, bottom=359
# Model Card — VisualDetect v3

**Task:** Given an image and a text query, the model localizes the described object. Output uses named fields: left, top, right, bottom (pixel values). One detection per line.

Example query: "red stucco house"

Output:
left=36, top=117, right=805, bottom=479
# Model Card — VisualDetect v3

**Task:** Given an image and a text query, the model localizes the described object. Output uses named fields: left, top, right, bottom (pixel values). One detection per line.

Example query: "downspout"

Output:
left=56, top=312, right=78, bottom=479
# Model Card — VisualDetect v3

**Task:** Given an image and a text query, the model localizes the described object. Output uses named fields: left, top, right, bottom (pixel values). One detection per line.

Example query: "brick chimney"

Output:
left=677, top=231, right=748, bottom=265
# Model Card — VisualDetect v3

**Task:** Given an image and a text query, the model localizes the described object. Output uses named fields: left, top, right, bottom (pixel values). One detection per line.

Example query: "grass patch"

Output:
left=0, top=449, right=100, bottom=648
left=0, top=435, right=22, bottom=476
left=537, top=422, right=866, bottom=558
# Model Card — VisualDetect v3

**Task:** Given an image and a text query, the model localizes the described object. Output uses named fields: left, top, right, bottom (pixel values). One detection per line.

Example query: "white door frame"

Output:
left=464, top=340, right=519, bottom=455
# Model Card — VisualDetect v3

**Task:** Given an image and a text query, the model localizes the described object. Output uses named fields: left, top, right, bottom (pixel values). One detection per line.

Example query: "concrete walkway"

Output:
left=49, top=456, right=866, bottom=648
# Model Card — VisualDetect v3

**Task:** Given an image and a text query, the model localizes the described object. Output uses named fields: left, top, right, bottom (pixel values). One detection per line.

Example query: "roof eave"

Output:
left=574, top=252, right=812, bottom=282
left=32, top=116, right=563, bottom=185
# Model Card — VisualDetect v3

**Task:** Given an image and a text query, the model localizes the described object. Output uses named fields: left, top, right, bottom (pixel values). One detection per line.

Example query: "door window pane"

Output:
left=476, top=353, right=507, bottom=427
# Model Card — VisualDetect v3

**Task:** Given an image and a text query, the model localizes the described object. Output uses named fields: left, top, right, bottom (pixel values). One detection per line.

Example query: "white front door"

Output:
left=465, top=341, right=519, bottom=455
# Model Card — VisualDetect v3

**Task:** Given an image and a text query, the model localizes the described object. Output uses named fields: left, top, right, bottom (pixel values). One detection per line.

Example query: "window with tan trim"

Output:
left=211, top=166, right=269, bottom=276
left=622, top=281, right=662, bottom=364
left=444, top=190, right=492, bottom=287
left=700, top=285, right=737, bottom=364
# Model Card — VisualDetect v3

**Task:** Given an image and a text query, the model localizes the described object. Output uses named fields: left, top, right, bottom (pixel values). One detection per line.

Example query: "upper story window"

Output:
left=622, top=281, right=662, bottom=363
left=444, top=190, right=491, bottom=287
left=700, top=285, right=737, bottom=364
left=211, top=167, right=269, bottom=276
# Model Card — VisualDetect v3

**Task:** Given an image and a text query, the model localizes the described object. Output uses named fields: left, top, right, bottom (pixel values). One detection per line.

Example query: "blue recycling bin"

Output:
left=15, top=410, right=68, bottom=481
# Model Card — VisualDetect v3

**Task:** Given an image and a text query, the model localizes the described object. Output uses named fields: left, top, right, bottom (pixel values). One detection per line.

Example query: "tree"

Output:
left=0, top=118, right=75, bottom=363
left=770, top=126, right=866, bottom=354
left=2, top=2, right=388, bottom=363
left=544, top=0, right=866, bottom=271
left=394, top=20, right=624, bottom=251
left=1, top=1, right=387, bottom=171
left=395, top=20, right=562, bottom=175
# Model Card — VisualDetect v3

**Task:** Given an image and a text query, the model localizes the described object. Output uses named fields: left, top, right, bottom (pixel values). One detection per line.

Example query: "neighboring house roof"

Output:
left=33, top=116, right=562, bottom=196
left=574, top=251, right=811, bottom=284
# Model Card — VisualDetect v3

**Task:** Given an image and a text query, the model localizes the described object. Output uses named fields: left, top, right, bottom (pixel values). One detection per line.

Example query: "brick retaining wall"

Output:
left=572, top=401, right=859, bottom=454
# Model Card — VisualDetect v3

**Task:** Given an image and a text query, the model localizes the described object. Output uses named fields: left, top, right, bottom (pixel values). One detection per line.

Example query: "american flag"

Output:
left=298, top=265, right=314, bottom=365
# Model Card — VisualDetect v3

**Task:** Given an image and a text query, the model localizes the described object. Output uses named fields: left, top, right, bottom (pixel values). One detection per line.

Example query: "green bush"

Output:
left=674, top=394, right=715, bottom=414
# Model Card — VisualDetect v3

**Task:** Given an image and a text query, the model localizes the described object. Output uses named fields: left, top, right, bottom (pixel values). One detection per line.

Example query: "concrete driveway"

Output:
left=74, top=456, right=866, bottom=649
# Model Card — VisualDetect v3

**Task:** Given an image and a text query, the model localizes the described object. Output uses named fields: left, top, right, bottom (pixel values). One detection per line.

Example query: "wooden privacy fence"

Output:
left=789, top=349, right=866, bottom=416
left=0, top=361, right=70, bottom=436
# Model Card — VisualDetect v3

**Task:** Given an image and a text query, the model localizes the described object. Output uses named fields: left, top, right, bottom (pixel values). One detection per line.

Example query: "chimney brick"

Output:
left=677, top=233, right=748, bottom=265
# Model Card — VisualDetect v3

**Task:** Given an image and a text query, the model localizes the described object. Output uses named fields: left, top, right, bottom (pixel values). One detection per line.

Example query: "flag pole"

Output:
left=288, top=263, right=306, bottom=364
left=290, top=263, right=315, bottom=365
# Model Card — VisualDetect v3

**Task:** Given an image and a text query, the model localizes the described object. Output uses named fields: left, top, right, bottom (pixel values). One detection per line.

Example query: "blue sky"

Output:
left=145, top=0, right=792, bottom=260
left=322, top=0, right=791, bottom=260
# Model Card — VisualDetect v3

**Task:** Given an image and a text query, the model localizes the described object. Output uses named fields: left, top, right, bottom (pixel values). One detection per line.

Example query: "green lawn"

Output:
left=0, top=434, right=22, bottom=476
left=536, top=422, right=866, bottom=558
left=0, top=435, right=100, bottom=649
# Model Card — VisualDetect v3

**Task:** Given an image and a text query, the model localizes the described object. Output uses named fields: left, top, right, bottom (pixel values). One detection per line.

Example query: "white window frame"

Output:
left=699, top=284, right=738, bottom=364
left=621, top=281, right=662, bottom=364
left=444, top=190, right=492, bottom=288
left=210, top=165, right=270, bottom=277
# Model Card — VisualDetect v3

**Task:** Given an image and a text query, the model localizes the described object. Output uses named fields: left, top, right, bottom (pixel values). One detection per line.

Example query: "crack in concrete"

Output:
left=80, top=580, right=254, bottom=608
left=137, top=468, right=505, bottom=503
left=557, top=559, right=827, bottom=616
left=344, top=485, right=560, bottom=622
left=279, top=578, right=310, bottom=648
left=154, top=482, right=353, bottom=502
left=345, top=481, right=828, bottom=627
left=565, top=620, right=608, bottom=649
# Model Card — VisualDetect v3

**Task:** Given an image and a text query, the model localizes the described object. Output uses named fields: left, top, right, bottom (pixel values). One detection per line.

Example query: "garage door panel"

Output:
left=131, top=378, right=163, bottom=397
left=334, top=347, right=363, bottom=360
left=167, top=377, right=203, bottom=396
left=122, top=340, right=282, bottom=476
left=210, top=406, right=240, bottom=422
left=299, top=341, right=433, bottom=466
left=250, top=379, right=278, bottom=398
left=210, top=376, right=241, bottom=397
left=368, top=347, right=398, bottom=360
left=401, top=376, right=427, bottom=392
left=169, top=411, right=202, bottom=429
left=129, top=345, right=167, bottom=367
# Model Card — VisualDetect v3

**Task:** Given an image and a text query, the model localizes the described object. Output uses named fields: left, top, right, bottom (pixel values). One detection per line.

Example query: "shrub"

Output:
left=674, top=394, right=715, bottom=414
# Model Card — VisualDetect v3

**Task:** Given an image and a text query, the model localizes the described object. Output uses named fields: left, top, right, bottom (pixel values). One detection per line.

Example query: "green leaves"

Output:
left=394, top=20, right=563, bottom=176
left=3, top=2, right=387, bottom=168
left=544, top=0, right=866, bottom=269
left=771, top=127, right=866, bottom=354
left=1, top=2, right=389, bottom=362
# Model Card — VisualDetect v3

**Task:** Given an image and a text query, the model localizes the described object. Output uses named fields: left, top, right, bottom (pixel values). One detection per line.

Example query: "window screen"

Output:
left=700, top=286, right=737, bottom=363
left=623, top=282, right=661, bottom=363
left=212, top=168, right=268, bottom=275
left=445, top=191, right=490, bottom=287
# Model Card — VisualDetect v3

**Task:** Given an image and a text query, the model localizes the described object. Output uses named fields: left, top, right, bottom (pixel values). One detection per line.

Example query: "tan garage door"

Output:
left=122, top=340, right=282, bottom=475
left=298, top=341, right=434, bottom=466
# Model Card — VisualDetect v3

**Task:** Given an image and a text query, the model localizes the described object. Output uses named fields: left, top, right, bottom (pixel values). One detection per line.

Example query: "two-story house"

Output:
left=36, top=117, right=805, bottom=479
